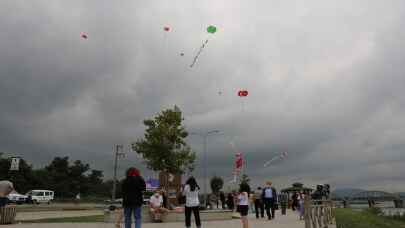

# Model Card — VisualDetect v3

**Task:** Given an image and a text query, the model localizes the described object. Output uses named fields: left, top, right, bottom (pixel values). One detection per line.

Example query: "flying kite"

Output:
left=237, top=90, right=248, bottom=97
left=190, top=25, right=217, bottom=68
left=263, top=152, right=288, bottom=167
left=163, top=26, right=171, bottom=32
left=237, top=90, right=249, bottom=111
left=180, top=53, right=185, bottom=56
left=231, top=152, right=244, bottom=183
left=80, top=33, right=88, bottom=39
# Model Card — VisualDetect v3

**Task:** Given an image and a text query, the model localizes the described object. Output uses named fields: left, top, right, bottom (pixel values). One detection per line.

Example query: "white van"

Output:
left=26, top=190, right=54, bottom=204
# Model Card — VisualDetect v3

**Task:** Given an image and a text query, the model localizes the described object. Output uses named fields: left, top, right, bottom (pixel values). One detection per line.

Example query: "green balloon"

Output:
left=207, top=25, right=217, bottom=34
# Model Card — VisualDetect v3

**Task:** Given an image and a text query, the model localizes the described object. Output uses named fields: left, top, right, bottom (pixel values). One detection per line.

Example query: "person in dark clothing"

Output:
left=254, top=187, right=264, bottom=218
left=291, top=192, right=298, bottom=211
left=220, top=191, right=226, bottom=209
left=121, top=167, right=146, bottom=228
left=161, top=189, right=168, bottom=209
left=262, top=181, right=277, bottom=220
left=227, top=193, right=235, bottom=210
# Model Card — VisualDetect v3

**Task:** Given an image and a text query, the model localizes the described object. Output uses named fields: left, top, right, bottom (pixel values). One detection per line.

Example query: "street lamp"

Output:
left=190, top=130, right=221, bottom=207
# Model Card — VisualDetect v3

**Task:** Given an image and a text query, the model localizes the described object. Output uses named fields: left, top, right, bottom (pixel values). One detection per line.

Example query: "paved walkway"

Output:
left=6, top=210, right=336, bottom=228
left=16, top=210, right=103, bottom=221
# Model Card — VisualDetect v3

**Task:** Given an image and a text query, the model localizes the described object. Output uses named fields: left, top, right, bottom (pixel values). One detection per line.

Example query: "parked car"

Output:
left=7, top=192, right=28, bottom=205
left=26, top=190, right=54, bottom=204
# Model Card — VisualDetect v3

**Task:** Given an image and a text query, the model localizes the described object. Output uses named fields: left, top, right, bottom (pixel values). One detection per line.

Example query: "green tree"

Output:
left=240, top=174, right=250, bottom=185
left=132, top=106, right=196, bottom=174
left=210, top=176, right=224, bottom=195
left=68, top=160, right=90, bottom=196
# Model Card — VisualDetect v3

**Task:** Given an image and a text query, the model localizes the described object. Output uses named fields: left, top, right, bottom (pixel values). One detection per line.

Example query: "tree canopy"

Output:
left=210, top=176, right=224, bottom=194
left=0, top=154, right=110, bottom=198
left=132, top=106, right=196, bottom=174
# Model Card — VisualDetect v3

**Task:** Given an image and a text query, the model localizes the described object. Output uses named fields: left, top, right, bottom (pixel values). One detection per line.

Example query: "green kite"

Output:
left=207, top=25, right=217, bottom=34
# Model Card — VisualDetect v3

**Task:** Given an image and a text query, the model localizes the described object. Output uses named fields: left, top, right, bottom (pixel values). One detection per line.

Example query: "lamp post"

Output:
left=190, top=130, right=221, bottom=207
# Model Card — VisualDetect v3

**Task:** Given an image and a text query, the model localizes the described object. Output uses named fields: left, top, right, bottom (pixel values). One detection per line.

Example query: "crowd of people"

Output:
left=1, top=167, right=314, bottom=228
left=114, top=166, right=315, bottom=228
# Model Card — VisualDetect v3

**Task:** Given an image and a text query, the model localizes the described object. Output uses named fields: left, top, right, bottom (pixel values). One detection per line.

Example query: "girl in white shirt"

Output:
left=183, top=177, right=201, bottom=228
left=238, top=183, right=251, bottom=228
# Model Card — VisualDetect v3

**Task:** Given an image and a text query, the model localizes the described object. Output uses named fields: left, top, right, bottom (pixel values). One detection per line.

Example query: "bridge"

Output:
left=350, top=190, right=399, bottom=201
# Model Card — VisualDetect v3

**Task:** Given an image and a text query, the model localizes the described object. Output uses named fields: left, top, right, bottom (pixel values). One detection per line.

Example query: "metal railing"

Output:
left=304, top=197, right=335, bottom=228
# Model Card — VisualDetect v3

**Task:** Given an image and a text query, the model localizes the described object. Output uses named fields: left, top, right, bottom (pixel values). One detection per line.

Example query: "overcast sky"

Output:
left=1, top=1, right=405, bottom=192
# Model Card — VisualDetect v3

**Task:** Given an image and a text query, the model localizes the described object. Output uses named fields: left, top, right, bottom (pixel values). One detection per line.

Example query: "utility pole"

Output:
left=112, top=144, right=125, bottom=202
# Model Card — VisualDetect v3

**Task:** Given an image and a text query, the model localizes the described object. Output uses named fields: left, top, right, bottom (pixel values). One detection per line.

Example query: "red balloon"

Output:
left=164, top=26, right=170, bottom=31
left=81, top=33, right=88, bottom=39
left=237, top=90, right=248, bottom=97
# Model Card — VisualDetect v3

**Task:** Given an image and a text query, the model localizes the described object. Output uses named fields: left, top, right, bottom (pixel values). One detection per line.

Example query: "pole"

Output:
left=203, top=134, right=208, bottom=207
left=112, top=145, right=118, bottom=201
left=112, top=145, right=124, bottom=201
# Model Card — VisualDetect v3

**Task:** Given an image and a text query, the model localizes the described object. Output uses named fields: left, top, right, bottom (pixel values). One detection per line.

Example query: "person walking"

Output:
left=297, top=191, right=305, bottom=220
left=120, top=167, right=146, bottom=228
left=183, top=177, right=201, bottom=228
left=262, top=181, right=277, bottom=220
left=238, top=183, right=250, bottom=228
left=291, top=192, right=298, bottom=211
left=254, top=187, right=264, bottom=219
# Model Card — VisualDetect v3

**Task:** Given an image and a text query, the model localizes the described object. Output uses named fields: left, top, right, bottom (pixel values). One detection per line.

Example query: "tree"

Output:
left=132, top=106, right=196, bottom=174
left=240, top=174, right=250, bottom=185
left=210, top=176, right=224, bottom=195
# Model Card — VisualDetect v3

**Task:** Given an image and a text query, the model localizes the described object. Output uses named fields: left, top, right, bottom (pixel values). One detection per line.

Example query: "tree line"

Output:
left=0, top=153, right=117, bottom=199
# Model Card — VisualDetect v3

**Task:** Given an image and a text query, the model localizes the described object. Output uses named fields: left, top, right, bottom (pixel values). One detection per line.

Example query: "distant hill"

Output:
left=332, top=188, right=366, bottom=199
left=394, top=192, right=405, bottom=199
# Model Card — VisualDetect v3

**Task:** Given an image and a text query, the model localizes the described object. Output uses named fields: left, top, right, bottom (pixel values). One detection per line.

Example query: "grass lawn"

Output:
left=335, top=208, right=405, bottom=228
left=19, top=215, right=104, bottom=223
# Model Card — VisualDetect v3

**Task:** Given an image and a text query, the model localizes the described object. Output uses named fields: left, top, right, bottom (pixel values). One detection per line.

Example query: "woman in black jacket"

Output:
left=121, top=167, right=146, bottom=228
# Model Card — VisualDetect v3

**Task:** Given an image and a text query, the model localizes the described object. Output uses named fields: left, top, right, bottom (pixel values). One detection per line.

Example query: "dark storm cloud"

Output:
left=1, top=0, right=405, bottom=191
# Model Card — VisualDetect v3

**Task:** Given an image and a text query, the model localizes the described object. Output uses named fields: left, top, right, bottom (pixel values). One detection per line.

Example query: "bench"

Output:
left=104, top=207, right=233, bottom=223
left=0, top=206, right=16, bottom=224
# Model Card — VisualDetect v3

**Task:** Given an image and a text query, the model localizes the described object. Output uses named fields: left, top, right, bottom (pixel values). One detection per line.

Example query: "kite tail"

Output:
left=190, top=39, right=209, bottom=68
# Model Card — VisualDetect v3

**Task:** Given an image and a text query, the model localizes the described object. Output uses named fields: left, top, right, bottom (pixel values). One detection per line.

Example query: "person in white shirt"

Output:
left=149, top=189, right=168, bottom=222
left=238, top=183, right=250, bottom=228
left=0, top=180, right=14, bottom=207
left=183, top=177, right=201, bottom=228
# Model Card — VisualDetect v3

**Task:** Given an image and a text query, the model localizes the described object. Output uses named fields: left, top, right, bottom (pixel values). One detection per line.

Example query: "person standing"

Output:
left=0, top=180, right=14, bottom=207
left=254, top=187, right=264, bottom=219
left=291, top=192, right=298, bottom=211
left=227, top=193, right=235, bottom=210
left=262, top=181, right=277, bottom=220
left=183, top=177, right=201, bottom=228
left=238, top=183, right=250, bottom=228
left=121, top=167, right=146, bottom=228
left=279, top=192, right=288, bottom=215
left=297, top=191, right=305, bottom=220
left=220, top=191, right=226, bottom=209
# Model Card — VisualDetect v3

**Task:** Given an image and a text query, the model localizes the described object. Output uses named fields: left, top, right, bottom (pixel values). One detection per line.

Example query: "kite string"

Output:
left=190, top=39, right=208, bottom=68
